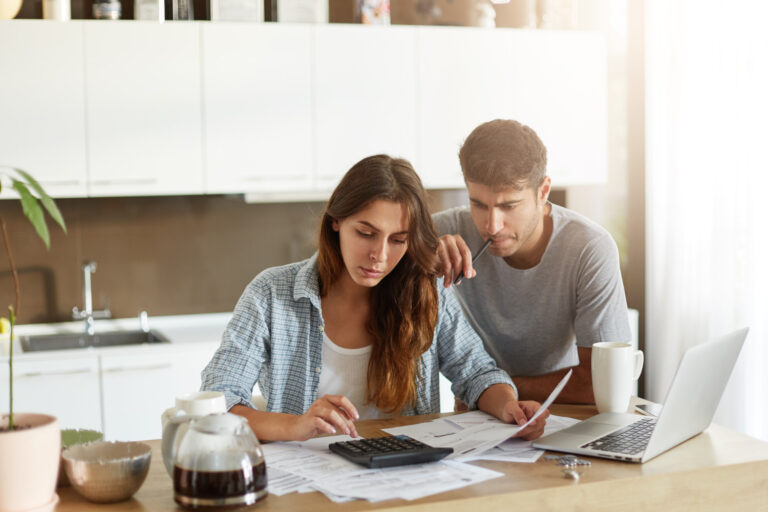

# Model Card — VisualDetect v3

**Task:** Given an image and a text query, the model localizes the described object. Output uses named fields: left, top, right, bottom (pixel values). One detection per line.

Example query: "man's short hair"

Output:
left=458, top=119, right=547, bottom=190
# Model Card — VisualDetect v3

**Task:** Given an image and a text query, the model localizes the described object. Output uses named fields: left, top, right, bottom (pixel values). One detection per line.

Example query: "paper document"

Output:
left=460, top=414, right=581, bottom=463
left=517, top=369, right=572, bottom=430
left=384, top=369, right=572, bottom=459
left=262, top=434, right=502, bottom=503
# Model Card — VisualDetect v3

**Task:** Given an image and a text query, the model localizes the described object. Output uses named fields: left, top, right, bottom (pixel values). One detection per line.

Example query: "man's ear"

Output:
left=538, top=176, right=552, bottom=203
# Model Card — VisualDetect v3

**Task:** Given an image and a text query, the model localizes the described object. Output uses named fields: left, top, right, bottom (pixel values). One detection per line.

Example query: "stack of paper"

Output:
left=262, top=435, right=503, bottom=503
left=263, top=370, right=577, bottom=502
left=384, top=412, right=580, bottom=463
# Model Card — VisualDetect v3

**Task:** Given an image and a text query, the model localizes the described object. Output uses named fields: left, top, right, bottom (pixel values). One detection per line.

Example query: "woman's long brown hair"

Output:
left=317, top=155, right=439, bottom=414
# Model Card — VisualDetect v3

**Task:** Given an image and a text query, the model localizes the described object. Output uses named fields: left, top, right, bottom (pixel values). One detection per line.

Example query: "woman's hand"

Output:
left=290, top=395, right=360, bottom=441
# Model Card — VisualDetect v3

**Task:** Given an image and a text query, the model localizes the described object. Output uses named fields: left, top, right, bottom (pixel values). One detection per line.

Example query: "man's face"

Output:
left=466, top=180, right=550, bottom=259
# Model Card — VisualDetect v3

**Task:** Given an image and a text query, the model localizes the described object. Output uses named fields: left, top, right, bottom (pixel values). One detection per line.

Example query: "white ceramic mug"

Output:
left=592, top=342, right=644, bottom=414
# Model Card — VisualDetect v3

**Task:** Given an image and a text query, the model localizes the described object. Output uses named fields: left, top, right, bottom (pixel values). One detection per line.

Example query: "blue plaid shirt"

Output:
left=201, top=254, right=516, bottom=416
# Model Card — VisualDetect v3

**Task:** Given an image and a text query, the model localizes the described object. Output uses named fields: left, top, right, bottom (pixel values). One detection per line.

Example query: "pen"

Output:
left=453, top=239, right=492, bottom=285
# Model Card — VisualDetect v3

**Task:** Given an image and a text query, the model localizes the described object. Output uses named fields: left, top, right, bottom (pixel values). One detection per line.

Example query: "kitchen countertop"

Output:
left=1, top=313, right=231, bottom=361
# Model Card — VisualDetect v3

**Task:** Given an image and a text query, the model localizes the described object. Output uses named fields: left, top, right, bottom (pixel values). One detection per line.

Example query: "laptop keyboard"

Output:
left=581, top=418, right=657, bottom=455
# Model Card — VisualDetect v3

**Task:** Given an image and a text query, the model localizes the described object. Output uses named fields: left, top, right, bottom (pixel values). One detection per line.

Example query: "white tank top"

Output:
left=317, top=333, right=389, bottom=420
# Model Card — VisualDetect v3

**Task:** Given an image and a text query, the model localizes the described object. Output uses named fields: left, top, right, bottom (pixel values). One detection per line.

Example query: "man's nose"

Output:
left=486, top=209, right=503, bottom=235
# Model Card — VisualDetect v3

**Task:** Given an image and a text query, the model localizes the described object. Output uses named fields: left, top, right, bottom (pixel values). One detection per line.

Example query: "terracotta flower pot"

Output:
left=0, top=413, right=60, bottom=512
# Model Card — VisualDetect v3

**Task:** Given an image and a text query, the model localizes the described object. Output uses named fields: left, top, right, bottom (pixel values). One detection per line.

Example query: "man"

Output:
left=434, top=119, right=631, bottom=403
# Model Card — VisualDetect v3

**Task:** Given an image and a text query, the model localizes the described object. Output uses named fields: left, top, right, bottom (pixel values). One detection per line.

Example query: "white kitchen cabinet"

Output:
left=418, top=28, right=606, bottom=188
left=100, top=342, right=218, bottom=441
left=2, top=21, right=607, bottom=200
left=507, top=30, right=606, bottom=186
left=83, top=22, right=203, bottom=197
left=167, top=342, right=219, bottom=401
left=313, top=25, right=419, bottom=190
left=202, top=23, right=314, bottom=195
left=0, top=354, right=101, bottom=432
left=0, top=21, right=88, bottom=198
left=100, top=351, right=174, bottom=441
left=418, top=27, right=519, bottom=189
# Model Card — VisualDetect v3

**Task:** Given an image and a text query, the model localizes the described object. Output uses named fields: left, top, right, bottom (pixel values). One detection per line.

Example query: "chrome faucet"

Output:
left=72, top=261, right=111, bottom=335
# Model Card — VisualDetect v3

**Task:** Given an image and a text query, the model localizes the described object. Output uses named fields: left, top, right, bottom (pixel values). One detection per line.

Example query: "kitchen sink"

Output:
left=20, top=329, right=170, bottom=352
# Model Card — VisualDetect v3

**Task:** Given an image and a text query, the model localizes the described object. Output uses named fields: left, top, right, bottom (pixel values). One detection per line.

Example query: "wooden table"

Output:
left=56, top=405, right=768, bottom=512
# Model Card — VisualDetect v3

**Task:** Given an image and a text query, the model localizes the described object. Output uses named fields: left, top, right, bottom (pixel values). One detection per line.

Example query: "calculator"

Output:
left=328, top=435, right=453, bottom=468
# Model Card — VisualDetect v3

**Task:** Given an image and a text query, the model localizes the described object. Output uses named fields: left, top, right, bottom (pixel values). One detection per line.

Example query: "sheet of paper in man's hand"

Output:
left=382, top=369, right=573, bottom=459
left=514, top=369, right=572, bottom=434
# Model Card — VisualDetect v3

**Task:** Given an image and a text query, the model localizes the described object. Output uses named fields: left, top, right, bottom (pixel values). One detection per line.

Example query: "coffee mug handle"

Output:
left=633, top=350, right=644, bottom=380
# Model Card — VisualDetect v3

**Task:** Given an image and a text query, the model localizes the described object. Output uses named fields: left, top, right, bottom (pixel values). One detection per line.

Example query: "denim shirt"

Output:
left=201, top=254, right=516, bottom=416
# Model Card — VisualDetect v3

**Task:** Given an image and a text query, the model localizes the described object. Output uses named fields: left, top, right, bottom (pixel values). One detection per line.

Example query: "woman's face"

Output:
left=332, top=199, right=410, bottom=288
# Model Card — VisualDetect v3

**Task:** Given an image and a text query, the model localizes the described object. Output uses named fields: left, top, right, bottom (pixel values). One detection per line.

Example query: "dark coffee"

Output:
left=174, top=461, right=267, bottom=507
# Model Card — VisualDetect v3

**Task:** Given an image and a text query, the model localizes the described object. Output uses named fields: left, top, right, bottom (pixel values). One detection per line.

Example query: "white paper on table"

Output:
left=262, top=435, right=358, bottom=495
left=312, top=460, right=503, bottom=502
left=462, top=446, right=545, bottom=463
left=459, top=414, right=583, bottom=463
left=541, top=414, right=581, bottom=435
left=443, top=410, right=502, bottom=429
left=266, top=466, right=314, bottom=496
left=384, top=370, right=573, bottom=459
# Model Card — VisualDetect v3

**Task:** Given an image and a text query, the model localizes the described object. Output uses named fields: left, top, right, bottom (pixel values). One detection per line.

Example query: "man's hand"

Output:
left=436, top=234, right=475, bottom=287
left=290, top=395, right=360, bottom=441
left=503, top=400, right=549, bottom=441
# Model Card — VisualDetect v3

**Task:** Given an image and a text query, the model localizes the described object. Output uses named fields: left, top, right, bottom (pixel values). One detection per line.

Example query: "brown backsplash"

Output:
left=1, top=195, right=327, bottom=324
left=0, top=189, right=565, bottom=325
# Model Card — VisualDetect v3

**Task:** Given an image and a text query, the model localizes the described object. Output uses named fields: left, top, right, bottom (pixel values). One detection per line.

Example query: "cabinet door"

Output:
left=202, top=23, right=314, bottom=195
left=507, top=31, right=607, bottom=185
left=0, top=21, right=88, bottom=197
left=314, top=25, right=419, bottom=190
left=418, top=27, right=519, bottom=189
left=0, top=355, right=101, bottom=431
left=84, top=22, right=203, bottom=197
left=419, top=27, right=607, bottom=188
left=168, top=342, right=219, bottom=398
left=419, top=27, right=606, bottom=188
left=100, top=343, right=219, bottom=442
left=100, top=351, right=174, bottom=441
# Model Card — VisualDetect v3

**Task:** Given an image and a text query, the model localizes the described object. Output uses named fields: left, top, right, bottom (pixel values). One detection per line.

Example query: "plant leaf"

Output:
left=12, top=168, right=67, bottom=233
left=12, top=179, right=50, bottom=249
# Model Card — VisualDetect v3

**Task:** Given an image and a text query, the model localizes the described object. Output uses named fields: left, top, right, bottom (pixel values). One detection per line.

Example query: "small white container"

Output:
left=210, top=0, right=263, bottom=22
left=134, top=0, right=164, bottom=21
left=43, top=0, right=71, bottom=20
left=277, top=0, right=327, bottom=23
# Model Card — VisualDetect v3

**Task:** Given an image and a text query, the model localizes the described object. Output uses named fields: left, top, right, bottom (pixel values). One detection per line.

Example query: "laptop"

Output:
left=533, top=327, right=748, bottom=463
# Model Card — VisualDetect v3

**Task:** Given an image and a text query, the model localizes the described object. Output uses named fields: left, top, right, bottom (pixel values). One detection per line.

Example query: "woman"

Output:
left=201, top=155, right=547, bottom=441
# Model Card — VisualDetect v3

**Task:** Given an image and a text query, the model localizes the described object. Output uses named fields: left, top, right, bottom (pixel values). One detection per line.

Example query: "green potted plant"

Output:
left=0, top=166, right=67, bottom=512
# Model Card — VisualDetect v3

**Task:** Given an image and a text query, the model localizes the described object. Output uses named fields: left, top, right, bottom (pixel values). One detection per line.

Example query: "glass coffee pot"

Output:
left=171, top=413, right=267, bottom=509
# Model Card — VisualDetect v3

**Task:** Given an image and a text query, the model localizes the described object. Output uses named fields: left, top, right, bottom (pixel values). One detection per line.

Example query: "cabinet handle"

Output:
left=17, top=368, right=94, bottom=378
left=243, top=175, right=304, bottom=182
left=103, top=363, right=172, bottom=373
left=39, top=180, right=82, bottom=186
left=91, top=178, right=157, bottom=186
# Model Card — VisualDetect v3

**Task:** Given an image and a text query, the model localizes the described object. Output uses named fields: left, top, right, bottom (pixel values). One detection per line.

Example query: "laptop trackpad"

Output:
left=564, top=421, right=620, bottom=438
